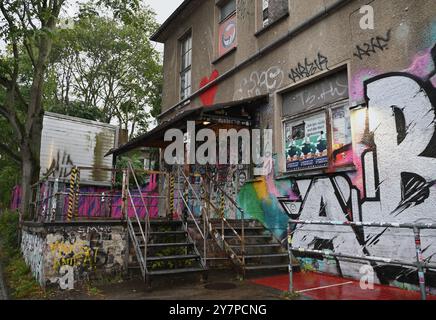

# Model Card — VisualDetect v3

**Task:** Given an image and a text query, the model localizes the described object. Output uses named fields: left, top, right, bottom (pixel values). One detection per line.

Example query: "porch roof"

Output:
left=105, top=95, right=268, bottom=157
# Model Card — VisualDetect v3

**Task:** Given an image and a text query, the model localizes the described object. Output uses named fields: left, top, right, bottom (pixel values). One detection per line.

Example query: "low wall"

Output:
left=21, top=221, right=127, bottom=290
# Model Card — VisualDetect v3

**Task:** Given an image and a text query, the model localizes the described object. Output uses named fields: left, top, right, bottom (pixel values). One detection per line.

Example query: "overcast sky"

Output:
left=145, top=0, right=185, bottom=24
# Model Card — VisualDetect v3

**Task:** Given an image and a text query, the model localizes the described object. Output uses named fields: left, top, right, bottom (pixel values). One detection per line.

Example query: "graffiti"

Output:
left=285, top=62, right=436, bottom=282
left=45, top=150, right=74, bottom=178
left=353, top=30, right=391, bottom=60
left=21, top=232, right=45, bottom=285
left=234, top=66, right=284, bottom=100
left=288, top=53, right=329, bottom=83
left=199, top=69, right=219, bottom=106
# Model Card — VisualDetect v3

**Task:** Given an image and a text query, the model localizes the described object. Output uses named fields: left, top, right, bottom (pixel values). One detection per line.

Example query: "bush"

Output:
left=0, top=210, right=45, bottom=299
left=0, top=210, right=20, bottom=257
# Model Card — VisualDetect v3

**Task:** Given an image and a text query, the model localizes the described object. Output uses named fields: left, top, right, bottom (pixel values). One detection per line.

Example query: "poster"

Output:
left=218, top=14, right=237, bottom=57
left=331, top=105, right=353, bottom=166
left=284, top=113, right=328, bottom=171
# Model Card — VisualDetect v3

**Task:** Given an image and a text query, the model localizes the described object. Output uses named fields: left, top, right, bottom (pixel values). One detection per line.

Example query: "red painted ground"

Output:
left=251, top=272, right=436, bottom=300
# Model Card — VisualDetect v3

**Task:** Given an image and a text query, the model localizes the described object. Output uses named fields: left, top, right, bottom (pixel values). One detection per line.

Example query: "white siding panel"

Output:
left=40, top=113, right=117, bottom=185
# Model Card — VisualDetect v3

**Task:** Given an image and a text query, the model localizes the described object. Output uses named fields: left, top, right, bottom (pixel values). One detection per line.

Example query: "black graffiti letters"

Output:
left=353, top=30, right=391, bottom=60
left=288, top=53, right=329, bottom=83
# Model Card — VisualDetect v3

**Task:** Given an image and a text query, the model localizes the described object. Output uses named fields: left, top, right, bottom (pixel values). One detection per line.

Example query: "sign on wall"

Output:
left=284, top=113, right=328, bottom=171
left=218, top=13, right=237, bottom=57
left=282, top=70, right=348, bottom=117
left=331, top=104, right=353, bottom=166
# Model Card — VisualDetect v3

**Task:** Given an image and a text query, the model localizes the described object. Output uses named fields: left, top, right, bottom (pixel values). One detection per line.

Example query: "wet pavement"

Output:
left=50, top=270, right=297, bottom=300
left=251, top=272, right=436, bottom=300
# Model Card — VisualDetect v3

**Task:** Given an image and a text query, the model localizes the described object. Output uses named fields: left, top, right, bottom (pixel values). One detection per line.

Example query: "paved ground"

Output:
left=49, top=270, right=296, bottom=300
left=251, top=272, right=436, bottom=300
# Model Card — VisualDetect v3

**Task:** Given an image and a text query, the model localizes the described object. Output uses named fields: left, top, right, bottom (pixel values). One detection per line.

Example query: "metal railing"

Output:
left=176, top=167, right=208, bottom=269
left=124, top=163, right=154, bottom=283
left=205, top=172, right=247, bottom=275
left=287, top=219, right=436, bottom=300
left=29, top=166, right=165, bottom=222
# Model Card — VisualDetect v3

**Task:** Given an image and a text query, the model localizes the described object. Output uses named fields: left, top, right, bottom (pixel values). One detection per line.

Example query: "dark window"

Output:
left=220, top=0, right=236, bottom=22
left=180, top=33, right=192, bottom=100
left=262, top=0, right=289, bottom=27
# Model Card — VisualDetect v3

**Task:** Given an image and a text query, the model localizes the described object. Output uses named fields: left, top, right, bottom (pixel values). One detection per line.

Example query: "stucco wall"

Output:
left=158, top=0, right=436, bottom=291
left=21, top=223, right=127, bottom=290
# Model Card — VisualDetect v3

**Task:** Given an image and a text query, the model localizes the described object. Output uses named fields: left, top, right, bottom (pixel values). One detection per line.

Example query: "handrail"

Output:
left=127, top=189, right=147, bottom=278
left=179, top=169, right=210, bottom=230
left=127, top=162, right=151, bottom=271
left=205, top=172, right=246, bottom=272
left=178, top=189, right=205, bottom=239
left=177, top=167, right=208, bottom=268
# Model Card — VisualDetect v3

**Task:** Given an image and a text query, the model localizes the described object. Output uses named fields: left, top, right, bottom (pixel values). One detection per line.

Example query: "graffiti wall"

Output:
left=21, top=224, right=127, bottom=289
left=236, top=44, right=436, bottom=290
left=21, top=232, right=45, bottom=286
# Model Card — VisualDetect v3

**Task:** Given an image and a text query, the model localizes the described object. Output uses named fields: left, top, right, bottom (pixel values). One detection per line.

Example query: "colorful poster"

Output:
left=331, top=105, right=353, bottom=166
left=218, top=14, right=237, bottom=57
left=284, top=113, right=328, bottom=171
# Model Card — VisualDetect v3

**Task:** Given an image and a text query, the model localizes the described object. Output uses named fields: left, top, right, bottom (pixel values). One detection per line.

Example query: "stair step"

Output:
left=148, top=267, right=206, bottom=276
left=244, top=264, right=289, bottom=271
left=225, top=235, right=272, bottom=240
left=149, top=231, right=187, bottom=236
left=145, top=242, right=194, bottom=248
left=242, top=253, right=289, bottom=259
left=149, top=220, right=183, bottom=225
left=221, top=227, right=264, bottom=230
left=230, top=244, right=282, bottom=249
left=147, top=254, right=200, bottom=262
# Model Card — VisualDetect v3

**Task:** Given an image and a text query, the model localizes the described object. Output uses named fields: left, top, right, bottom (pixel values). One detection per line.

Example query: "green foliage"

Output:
left=0, top=210, right=45, bottom=299
left=115, top=153, right=149, bottom=188
left=47, top=101, right=104, bottom=121
left=45, top=1, right=163, bottom=136
left=4, top=256, right=45, bottom=299
left=0, top=211, right=20, bottom=257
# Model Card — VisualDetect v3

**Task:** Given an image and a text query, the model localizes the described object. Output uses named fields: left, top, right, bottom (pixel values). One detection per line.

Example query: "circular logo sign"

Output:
left=221, top=21, right=236, bottom=49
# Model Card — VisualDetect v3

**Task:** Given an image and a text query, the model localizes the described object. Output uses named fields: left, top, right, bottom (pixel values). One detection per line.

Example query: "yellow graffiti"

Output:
left=253, top=177, right=269, bottom=200
left=50, top=241, right=100, bottom=271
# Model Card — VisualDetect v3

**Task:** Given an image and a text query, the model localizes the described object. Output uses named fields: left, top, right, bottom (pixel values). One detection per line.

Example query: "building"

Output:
left=110, top=0, right=436, bottom=292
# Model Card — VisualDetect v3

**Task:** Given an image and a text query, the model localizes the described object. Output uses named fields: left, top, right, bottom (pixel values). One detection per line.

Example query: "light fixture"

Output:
left=203, top=121, right=211, bottom=125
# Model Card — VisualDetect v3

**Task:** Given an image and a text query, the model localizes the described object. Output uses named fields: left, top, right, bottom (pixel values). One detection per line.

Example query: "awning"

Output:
left=105, top=95, right=268, bottom=157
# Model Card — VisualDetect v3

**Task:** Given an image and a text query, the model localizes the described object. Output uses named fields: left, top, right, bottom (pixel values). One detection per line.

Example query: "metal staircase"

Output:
left=125, top=163, right=207, bottom=287
left=201, top=172, right=299, bottom=277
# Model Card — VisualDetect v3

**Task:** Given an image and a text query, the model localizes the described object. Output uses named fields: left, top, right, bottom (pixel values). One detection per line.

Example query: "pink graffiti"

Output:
left=350, top=69, right=379, bottom=101
left=403, top=48, right=435, bottom=79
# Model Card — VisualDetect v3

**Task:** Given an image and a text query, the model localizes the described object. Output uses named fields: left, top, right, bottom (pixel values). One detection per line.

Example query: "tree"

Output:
left=46, top=2, right=163, bottom=138
left=0, top=0, right=66, bottom=221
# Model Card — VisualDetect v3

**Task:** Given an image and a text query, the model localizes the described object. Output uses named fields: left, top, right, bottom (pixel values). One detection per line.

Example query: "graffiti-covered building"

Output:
left=108, top=0, right=436, bottom=291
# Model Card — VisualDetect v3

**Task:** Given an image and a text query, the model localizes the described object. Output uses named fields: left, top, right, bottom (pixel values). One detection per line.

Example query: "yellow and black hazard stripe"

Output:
left=67, top=167, right=78, bottom=221
left=74, top=168, right=80, bottom=219
left=169, top=174, right=175, bottom=215
left=220, top=191, right=225, bottom=219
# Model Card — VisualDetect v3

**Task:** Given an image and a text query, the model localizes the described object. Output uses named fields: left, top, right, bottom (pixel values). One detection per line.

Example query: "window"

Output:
left=262, top=0, right=269, bottom=27
left=219, top=0, right=236, bottom=22
left=217, top=0, right=237, bottom=57
left=260, top=0, right=289, bottom=29
left=180, top=33, right=192, bottom=100
left=282, top=70, right=353, bottom=172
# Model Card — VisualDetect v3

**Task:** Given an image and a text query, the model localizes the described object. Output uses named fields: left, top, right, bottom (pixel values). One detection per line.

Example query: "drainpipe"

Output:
left=158, top=0, right=355, bottom=120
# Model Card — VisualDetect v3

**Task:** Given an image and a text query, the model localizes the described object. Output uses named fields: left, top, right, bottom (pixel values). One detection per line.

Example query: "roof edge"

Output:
left=150, top=0, right=193, bottom=42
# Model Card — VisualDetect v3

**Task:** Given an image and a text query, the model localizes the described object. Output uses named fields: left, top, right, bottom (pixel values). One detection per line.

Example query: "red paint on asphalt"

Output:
left=250, top=272, right=436, bottom=300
